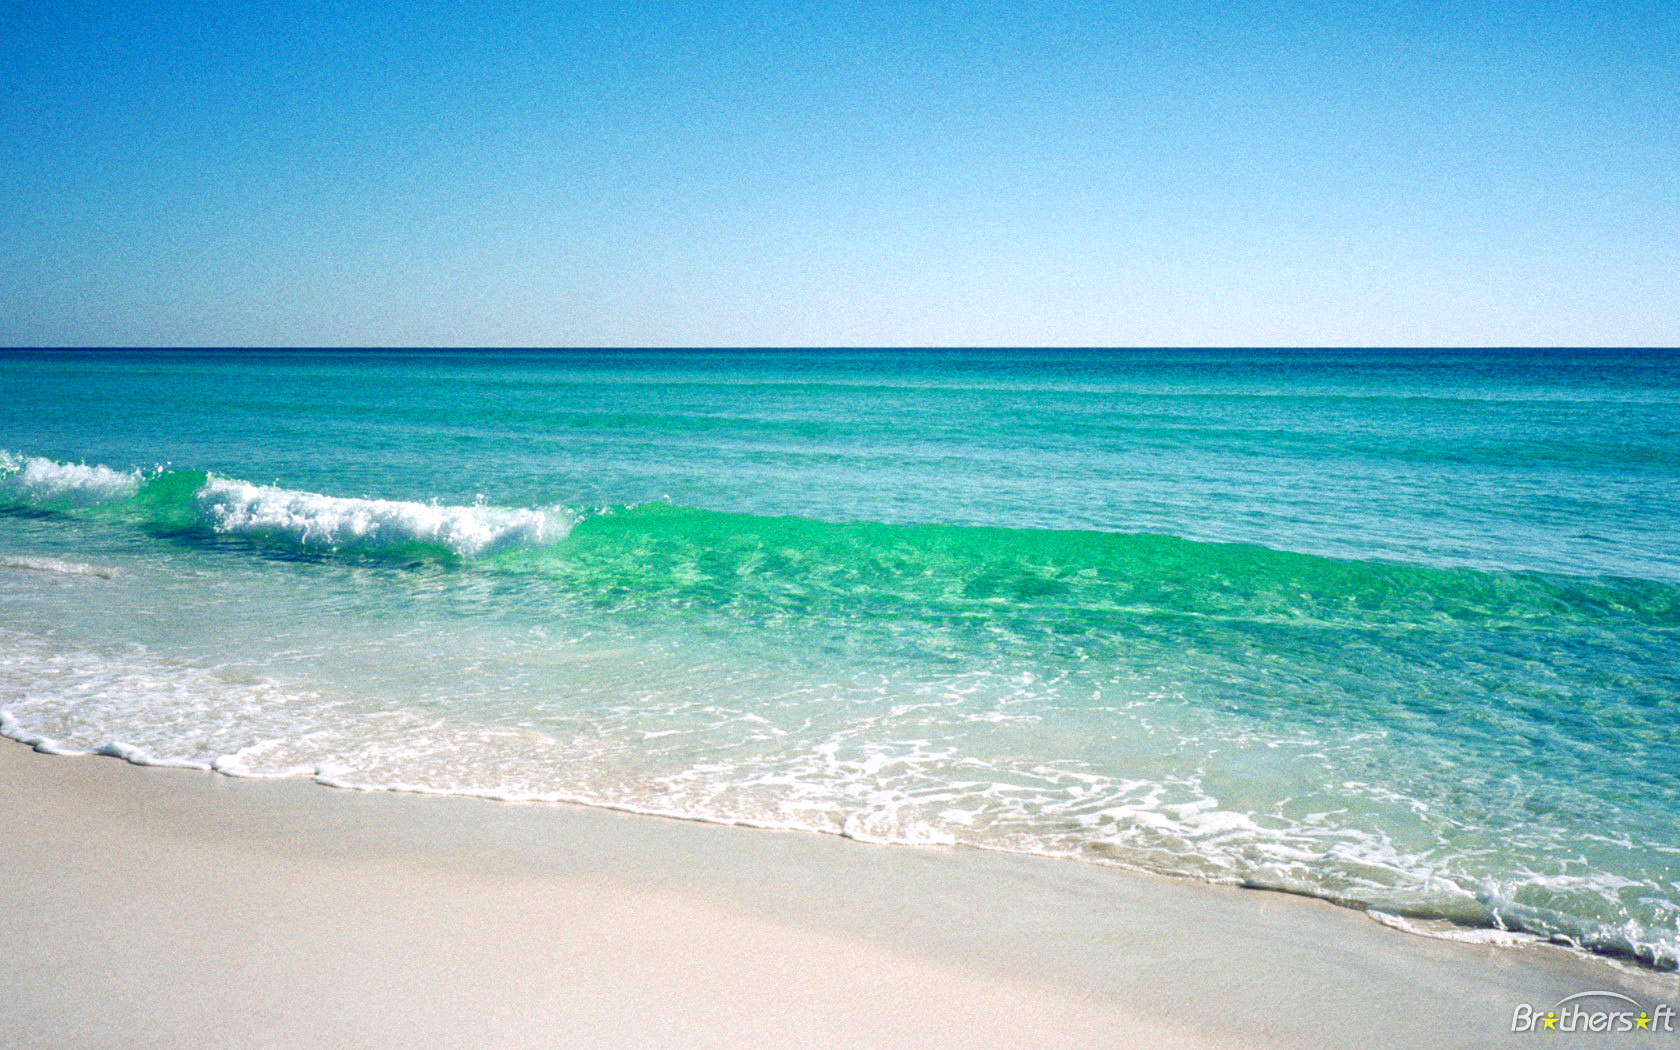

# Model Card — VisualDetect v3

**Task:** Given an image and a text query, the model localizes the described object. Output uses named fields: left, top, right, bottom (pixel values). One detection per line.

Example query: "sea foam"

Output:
left=0, top=451, right=141, bottom=504
left=196, top=477, right=573, bottom=557
left=1, top=452, right=573, bottom=559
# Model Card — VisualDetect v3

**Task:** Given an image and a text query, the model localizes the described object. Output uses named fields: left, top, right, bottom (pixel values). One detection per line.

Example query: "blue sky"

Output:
left=1, top=1, right=1674, bottom=346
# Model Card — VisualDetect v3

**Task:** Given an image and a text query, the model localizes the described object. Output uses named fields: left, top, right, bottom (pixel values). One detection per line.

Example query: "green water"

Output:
left=1, top=349, right=1676, bottom=968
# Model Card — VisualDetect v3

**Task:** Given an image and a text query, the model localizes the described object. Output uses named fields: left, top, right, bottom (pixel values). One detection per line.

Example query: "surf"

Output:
left=2, top=453, right=577, bottom=559
left=3, top=448, right=1679, bottom=971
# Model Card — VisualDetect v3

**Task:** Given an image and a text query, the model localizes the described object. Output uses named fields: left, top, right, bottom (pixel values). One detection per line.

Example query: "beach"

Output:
left=4, top=739, right=1673, bottom=1049
left=5, top=349, right=1680, bottom=1045
left=6, top=0, right=1677, bottom=1038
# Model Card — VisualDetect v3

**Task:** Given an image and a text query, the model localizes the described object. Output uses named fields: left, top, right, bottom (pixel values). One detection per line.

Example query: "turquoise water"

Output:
left=2, top=349, right=1677, bottom=968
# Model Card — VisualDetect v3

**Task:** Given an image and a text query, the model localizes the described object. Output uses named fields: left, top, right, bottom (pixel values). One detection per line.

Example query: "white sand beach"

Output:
left=2, top=741, right=1673, bottom=1049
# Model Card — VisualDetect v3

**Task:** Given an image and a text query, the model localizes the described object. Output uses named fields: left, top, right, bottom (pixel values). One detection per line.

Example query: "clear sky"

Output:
left=1, top=1, right=1674, bottom=347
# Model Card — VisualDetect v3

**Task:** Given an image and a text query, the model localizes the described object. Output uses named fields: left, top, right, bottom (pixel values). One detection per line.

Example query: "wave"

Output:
left=6, top=452, right=1679, bottom=623
left=6, top=453, right=1680, bottom=663
left=0, top=451, right=141, bottom=504
left=195, top=477, right=571, bottom=557
left=1, top=453, right=576, bottom=559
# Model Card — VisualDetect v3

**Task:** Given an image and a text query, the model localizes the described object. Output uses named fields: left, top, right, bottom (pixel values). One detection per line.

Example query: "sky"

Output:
left=0, top=1, right=1675, bottom=347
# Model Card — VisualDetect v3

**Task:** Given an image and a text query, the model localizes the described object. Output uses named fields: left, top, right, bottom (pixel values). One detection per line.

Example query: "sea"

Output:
left=1, top=348, right=1675, bottom=969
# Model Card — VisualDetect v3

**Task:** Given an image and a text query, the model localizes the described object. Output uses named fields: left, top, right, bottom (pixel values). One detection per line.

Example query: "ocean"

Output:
left=1, top=348, right=1676, bottom=969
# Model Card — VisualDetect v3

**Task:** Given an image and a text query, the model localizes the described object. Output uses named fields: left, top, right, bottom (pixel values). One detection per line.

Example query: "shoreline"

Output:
left=3, top=740, right=1675, bottom=1048
left=5, top=708, right=1669, bottom=978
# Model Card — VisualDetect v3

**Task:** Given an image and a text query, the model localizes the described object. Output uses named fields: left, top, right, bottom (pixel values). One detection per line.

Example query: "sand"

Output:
left=1, top=741, right=1673, bottom=1049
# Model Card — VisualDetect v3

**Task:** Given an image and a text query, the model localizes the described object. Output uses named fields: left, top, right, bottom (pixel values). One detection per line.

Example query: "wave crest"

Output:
left=0, top=451, right=141, bottom=505
left=196, top=477, right=573, bottom=557
left=1, top=453, right=574, bottom=559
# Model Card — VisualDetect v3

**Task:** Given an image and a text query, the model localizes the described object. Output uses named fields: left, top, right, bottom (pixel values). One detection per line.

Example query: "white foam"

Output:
left=0, top=453, right=140, bottom=504
left=0, top=452, right=574, bottom=558
left=0, top=710, right=73, bottom=754
left=195, top=477, right=574, bottom=556
left=1368, top=909, right=1542, bottom=946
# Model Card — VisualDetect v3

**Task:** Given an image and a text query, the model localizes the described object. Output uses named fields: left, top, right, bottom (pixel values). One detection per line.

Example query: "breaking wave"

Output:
left=0, top=450, right=140, bottom=504
left=1, top=452, right=575, bottom=558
